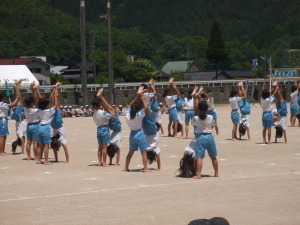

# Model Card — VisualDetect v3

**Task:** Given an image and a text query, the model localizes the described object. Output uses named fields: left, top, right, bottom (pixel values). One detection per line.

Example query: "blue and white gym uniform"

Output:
left=175, top=97, right=184, bottom=124
left=192, top=115, right=217, bottom=158
left=143, top=92, right=155, bottom=106
left=0, top=102, right=9, bottom=136
left=109, top=112, right=122, bottom=149
left=276, top=101, right=288, bottom=131
left=142, top=112, right=160, bottom=155
left=37, top=107, right=55, bottom=144
left=290, top=90, right=299, bottom=115
left=11, top=105, right=26, bottom=138
left=24, top=107, right=40, bottom=141
left=261, top=95, right=274, bottom=127
left=125, top=108, right=147, bottom=152
left=51, top=109, right=67, bottom=146
left=239, top=100, right=251, bottom=128
left=207, top=97, right=218, bottom=124
left=183, top=97, right=194, bottom=123
left=229, top=96, right=241, bottom=124
left=93, top=110, right=112, bottom=144
left=165, top=95, right=178, bottom=122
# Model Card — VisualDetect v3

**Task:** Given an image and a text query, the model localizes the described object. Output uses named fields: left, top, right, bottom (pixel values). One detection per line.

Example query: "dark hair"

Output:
left=130, top=101, right=142, bottom=119
left=51, top=133, right=61, bottom=150
left=0, top=93, right=7, bottom=101
left=162, top=88, right=170, bottom=98
left=172, top=122, right=182, bottom=133
left=146, top=151, right=157, bottom=164
left=275, top=125, right=283, bottom=138
left=38, top=98, right=50, bottom=110
left=140, top=83, right=148, bottom=90
left=209, top=217, right=230, bottom=225
left=261, top=89, right=270, bottom=99
left=188, top=219, right=211, bottom=225
left=187, top=89, right=193, bottom=100
left=23, top=96, right=35, bottom=107
left=91, top=98, right=100, bottom=108
left=198, top=101, right=208, bottom=120
left=177, top=153, right=196, bottom=178
left=107, top=143, right=119, bottom=159
left=230, top=90, right=237, bottom=98
left=291, top=85, right=297, bottom=92
left=156, top=122, right=161, bottom=132
left=239, top=122, right=246, bottom=136
left=12, top=138, right=22, bottom=154
left=296, top=113, right=300, bottom=120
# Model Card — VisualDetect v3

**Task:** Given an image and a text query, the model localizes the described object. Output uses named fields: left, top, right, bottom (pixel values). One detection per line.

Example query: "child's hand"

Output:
left=238, top=81, right=243, bottom=87
left=168, top=77, right=174, bottom=84
left=96, top=88, right=104, bottom=98
left=15, top=78, right=24, bottom=86
left=191, top=86, right=199, bottom=98
left=148, top=79, right=154, bottom=85
left=272, top=81, right=279, bottom=87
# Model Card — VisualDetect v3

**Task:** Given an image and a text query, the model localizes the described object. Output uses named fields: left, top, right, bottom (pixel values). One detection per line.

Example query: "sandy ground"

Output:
left=1, top=104, right=300, bottom=225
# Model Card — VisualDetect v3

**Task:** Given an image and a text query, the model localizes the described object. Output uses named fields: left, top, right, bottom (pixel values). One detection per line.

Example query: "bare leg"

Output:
left=37, top=143, right=44, bottom=164
left=155, top=154, right=161, bottom=171
left=0, top=136, right=8, bottom=156
left=141, top=151, right=151, bottom=172
left=215, top=124, right=219, bottom=135
left=193, top=158, right=203, bottom=179
left=124, top=151, right=134, bottom=171
left=43, top=143, right=52, bottom=165
left=232, top=124, right=238, bottom=141
left=185, top=122, right=189, bottom=138
left=246, top=128, right=250, bottom=141
left=116, top=149, right=120, bottom=165
left=102, top=143, right=108, bottom=166
left=97, top=144, right=102, bottom=166
left=62, top=145, right=69, bottom=163
left=33, top=140, right=39, bottom=160
left=168, top=121, right=172, bottom=136
left=21, top=136, right=25, bottom=154
left=26, top=140, right=32, bottom=159
left=160, top=124, right=164, bottom=134
left=283, top=131, right=287, bottom=143
left=173, top=121, right=178, bottom=138
left=210, top=156, right=219, bottom=177
left=263, top=127, right=267, bottom=144
left=267, top=127, right=272, bottom=144
left=53, top=149, right=58, bottom=162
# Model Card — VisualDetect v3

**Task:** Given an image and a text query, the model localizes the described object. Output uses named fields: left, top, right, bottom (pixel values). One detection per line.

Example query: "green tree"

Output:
left=206, top=21, right=227, bottom=78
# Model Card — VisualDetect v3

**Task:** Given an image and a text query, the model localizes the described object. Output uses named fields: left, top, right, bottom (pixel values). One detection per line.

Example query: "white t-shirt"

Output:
left=290, top=90, right=298, bottom=103
left=24, top=108, right=39, bottom=123
left=165, top=95, right=177, bottom=108
left=37, top=107, right=55, bottom=125
left=143, top=92, right=155, bottom=106
left=229, top=97, right=241, bottom=110
left=192, top=115, right=214, bottom=134
left=183, top=97, right=194, bottom=110
left=0, top=102, right=9, bottom=117
left=207, top=97, right=215, bottom=111
left=93, top=110, right=111, bottom=127
left=125, top=108, right=145, bottom=130
left=261, top=96, right=274, bottom=112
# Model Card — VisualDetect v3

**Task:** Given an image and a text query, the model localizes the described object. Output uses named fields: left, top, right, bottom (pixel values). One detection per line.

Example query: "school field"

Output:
left=1, top=104, right=300, bottom=225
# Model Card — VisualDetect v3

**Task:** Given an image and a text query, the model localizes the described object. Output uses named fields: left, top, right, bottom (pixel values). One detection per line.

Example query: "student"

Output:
left=124, top=86, right=151, bottom=172
left=191, top=94, right=219, bottom=179
left=272, top=81, right=288, bottom=143
left=200, top=89, right=219, bottom=135
left=31, top=82, right=55, bottom=165
left=261, top=87, right=275, bottom=144
left=0, top=82, right=20, bottom=156
left=229, top=84, right=242, bottom=141
left=108, top=105, right=122, bottom=165
left=163, top=78, right=180, bottom=137
left=175, top=96, right=184, bottom=138
left=92, top=88, right=114, bottom=167
left=11, top=79, right=26, bottom=155
left=238, top=82, right=251, bottom=140
left=183, top=89, right=194, bottom=138
left=177, top=138, right=197, bottom=178
left=290, top=82, right=300, bottom=127
left=50, top=83, right=70, bottom=163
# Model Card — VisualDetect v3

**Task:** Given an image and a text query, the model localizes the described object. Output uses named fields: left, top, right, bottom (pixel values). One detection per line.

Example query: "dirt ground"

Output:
left=1, top=104, right=300, bottom=225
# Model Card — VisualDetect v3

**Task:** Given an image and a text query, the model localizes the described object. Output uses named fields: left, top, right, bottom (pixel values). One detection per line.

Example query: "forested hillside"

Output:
left=0, top=0, right=299, bottom=77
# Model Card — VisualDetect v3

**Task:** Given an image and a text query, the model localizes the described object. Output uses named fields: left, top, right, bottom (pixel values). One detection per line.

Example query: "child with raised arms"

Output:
left=290, top=82, right=300, bottom=127
left=92, top=88, right=115, bottom=167
left=0, top=82, right=20, bottom=156
left=229, top=85, right=242, bottom=141
left=50, top=83, right=70, bottom=163
left=183, top=89, right=194, bottom=139
left=191, top=88, right=219, bottom=179
left=238, top=82, right=251, bottom=140
left=124, top=86, right=151, bottom=172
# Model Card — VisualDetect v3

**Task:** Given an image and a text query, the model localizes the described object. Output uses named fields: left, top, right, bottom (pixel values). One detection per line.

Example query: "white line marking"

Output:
left=0, top=171, right=298, bottom=203
left=169, top=155, right=177, bottom=158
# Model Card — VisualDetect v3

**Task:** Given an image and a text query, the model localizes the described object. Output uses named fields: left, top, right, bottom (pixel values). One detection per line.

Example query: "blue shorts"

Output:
left=97, top=125, right=110, bottom=144
left=207, top=109, right=217, bottom=123
left=196, top=133, right=217, bottom=158
left=290, top=102, right=299, bottom=115
left=231, top=110, right=240, bottom=124
left=129, top=129, right=147, bottom=152
left=185, top=110, right=194, bottom=123
left=168, top=107, right=178, bottom=122
left=276, top=102, right=287, bottom=116
left=37, top=124, right=51, bottom=144
left=0, top=118, right=9, bottom=136
left=26, top=123, right=39, bottom=141
left=262, top=111, right=273, bottom=127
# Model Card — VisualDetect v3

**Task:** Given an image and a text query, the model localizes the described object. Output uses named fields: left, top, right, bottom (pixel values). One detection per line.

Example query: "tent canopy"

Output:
left=0, top=65, right=40, bottom=87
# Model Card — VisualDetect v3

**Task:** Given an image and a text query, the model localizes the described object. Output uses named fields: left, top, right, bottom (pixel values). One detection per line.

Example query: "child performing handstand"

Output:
left=124, top=86, right=151, bottom=172
left=238, top=82, right=251, bottom=140
left=192, top=88, right=219, bottom=179
left=50, top=83, right=70, bottom=163
left=272, top=81, right=288, bottom=143
left=92, top=88, right=115, bottom=167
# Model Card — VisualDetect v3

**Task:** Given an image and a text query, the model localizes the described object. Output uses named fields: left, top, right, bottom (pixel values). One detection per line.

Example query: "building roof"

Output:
left=162, top=61, right=196, bottom=74
left=0, top=57, right=52, bottom=66
left=184, top=70, right=253, bottom=80
left=50, top=66, right=68, bottom=75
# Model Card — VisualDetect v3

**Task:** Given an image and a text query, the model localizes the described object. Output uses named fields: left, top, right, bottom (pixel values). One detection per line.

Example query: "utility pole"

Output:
left=89, top=30, right=97, bottom=77
left=107, top=0, right=114, bottom=104
left=80, top=0, right=87, bottom=104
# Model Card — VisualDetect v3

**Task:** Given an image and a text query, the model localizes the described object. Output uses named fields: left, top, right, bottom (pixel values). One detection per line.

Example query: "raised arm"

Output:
left=238, top=82, right=246, bottom=100
left=169, top=78, right=180, bottom=97
left=148, top=79, right=157, bottom=96
left=15, top=79, right=23, bottom=105
left=31, top=81, right=43, bottom=102
left=191, top=86, right=199, bottom=115
left=96, top=88, right=114, bottom=118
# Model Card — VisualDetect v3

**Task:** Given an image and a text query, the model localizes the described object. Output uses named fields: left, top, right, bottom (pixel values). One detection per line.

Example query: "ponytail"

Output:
left=198, top=101, right=208, bottom=120
left=130, top=102, right=141, bottom=119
